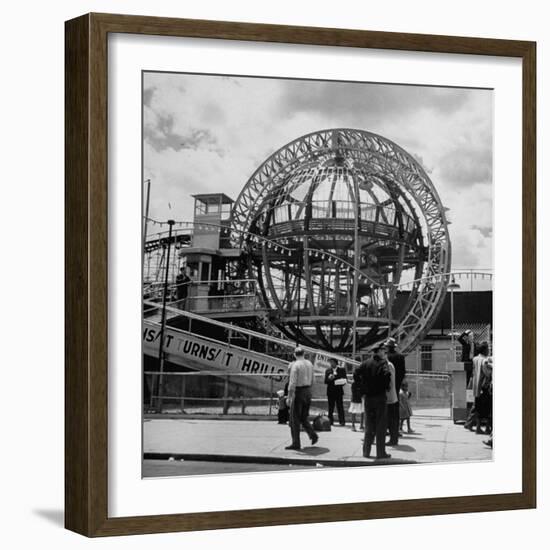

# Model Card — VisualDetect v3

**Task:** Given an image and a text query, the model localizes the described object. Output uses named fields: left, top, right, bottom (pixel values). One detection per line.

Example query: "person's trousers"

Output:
left=466, top=393, right=491, bottom=432
left=464, top=361, right=473, bottom=387
left=464, top=403, right=477, bottom=429
left=387, top=401, right=400, bottom=443
left=363, top=394, right=388, bottom=458
left=289, top=387, right=316, bottom=448
left=327, top=389, right=345, bottom=425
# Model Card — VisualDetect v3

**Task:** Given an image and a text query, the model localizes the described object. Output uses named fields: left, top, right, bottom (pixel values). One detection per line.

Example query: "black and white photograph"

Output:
left=1, top=0, right=544, bottom=545
left=142, top=71, right=494, bottom=477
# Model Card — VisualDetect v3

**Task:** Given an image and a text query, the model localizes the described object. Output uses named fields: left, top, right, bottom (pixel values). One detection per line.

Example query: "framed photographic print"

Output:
left=65, top=13, right=536, bottom=537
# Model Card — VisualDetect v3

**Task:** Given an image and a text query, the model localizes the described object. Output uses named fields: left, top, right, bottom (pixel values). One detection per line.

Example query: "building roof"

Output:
left=393, top=290, right=493, bottom=331
left=433, top=291, right=492, bottom=329
left=192, top=193, right=234, bottom=204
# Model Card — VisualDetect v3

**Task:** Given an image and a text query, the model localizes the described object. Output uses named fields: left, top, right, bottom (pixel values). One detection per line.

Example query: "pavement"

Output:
left=143, top=459, right=313, bottom=477
left=143, top=415, right=492, bottom=470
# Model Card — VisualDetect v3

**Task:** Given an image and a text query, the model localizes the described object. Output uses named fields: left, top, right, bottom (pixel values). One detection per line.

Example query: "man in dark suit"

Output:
left=458, top=330, right=477, bottom=386
left=385, top=337, right=406, bottom=445
left=175, top=267, right=192, bottom=309
left=356, top=345, right=392, bottom=459
left=324, top=358, right=347, bottom=426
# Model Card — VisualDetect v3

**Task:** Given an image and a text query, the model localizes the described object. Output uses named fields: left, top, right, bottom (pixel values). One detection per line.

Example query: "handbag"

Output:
left=313, top=414, right=332, bottom=431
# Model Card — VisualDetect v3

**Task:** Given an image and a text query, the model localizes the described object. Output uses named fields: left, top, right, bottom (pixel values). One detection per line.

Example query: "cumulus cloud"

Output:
left=143, top=86, right=155, bottom=107
left=439, top=144, right=492, bottom=186
left=144, top=112, right=221, bottom=154
left=277, top=81, right=470, bottom=122
left=471, top=224, right=493, bottom=239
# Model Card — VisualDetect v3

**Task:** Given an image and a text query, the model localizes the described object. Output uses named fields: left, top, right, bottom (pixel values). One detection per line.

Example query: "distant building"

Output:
left=405, top=290, right=493, bottom=372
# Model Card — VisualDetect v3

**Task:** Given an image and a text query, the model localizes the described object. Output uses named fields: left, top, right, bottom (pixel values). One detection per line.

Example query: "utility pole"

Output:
left=296, top=245, right=302, bottom=347
left=156, top=219, right=175, bottom=412
left=449, top=276, right=460, bottom=362
left=143, top=179, right=151, bottom=246
left=351, top=186, right=360, bottom=359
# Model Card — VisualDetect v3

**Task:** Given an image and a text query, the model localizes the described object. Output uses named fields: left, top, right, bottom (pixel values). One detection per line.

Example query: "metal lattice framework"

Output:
left=231, top=128, right=451, bottom=353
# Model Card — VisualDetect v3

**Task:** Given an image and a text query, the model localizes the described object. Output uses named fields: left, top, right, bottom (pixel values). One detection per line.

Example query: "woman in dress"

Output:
left=349, top=369, right=364, bottom=431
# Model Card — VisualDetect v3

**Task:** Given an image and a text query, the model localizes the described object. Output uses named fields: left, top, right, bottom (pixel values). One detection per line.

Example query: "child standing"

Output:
left=276, top=382, right=289, bottom=424
left=348, top=370, right=364, bottom=432
left=399, top=381, right=414, bottom=434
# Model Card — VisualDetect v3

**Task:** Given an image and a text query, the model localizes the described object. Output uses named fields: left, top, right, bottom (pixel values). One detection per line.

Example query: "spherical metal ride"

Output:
left=231, top=129, right=451, bottom=353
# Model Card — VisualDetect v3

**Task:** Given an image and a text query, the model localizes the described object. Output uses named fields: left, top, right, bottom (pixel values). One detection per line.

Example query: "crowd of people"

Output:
left=459, top=331, right=493, bottom=448
left=281, top=339, right=412, bottom=457
left=281, top=331, right=493, bottom=456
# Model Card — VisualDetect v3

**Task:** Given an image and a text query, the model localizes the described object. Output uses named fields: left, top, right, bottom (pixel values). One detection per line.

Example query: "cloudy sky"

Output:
left=143, top=72, right=493, bottom=270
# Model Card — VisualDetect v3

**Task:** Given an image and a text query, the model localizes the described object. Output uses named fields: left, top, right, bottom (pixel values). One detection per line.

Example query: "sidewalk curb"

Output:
left=143, top=452, right=417, bottom=467
left=144, top=414, right=276, bottom=421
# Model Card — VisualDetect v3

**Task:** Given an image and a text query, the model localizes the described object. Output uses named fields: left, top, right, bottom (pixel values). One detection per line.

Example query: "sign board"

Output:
left=143, top=322, right=288, bottom=382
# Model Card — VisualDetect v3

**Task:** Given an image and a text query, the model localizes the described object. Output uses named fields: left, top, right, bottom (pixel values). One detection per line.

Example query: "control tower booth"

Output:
left=191, top=193, right=233, bottom=250
left=180, top=193, right=241, bottom=311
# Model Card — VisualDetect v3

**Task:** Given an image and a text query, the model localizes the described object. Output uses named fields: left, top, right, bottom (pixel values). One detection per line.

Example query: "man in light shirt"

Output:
left=285, top=347, right=319, bottom=450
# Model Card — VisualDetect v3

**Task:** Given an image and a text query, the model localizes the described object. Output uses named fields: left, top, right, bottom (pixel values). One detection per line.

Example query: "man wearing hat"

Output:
left=324, top=357, right=347, bottom=426
left=175, top=266, right=192, bottom=309
left=385, top=337, right=406, bottom=445
left=285, top=347, right=319, bottom=450
left=356, top=344, right=392, bottom=459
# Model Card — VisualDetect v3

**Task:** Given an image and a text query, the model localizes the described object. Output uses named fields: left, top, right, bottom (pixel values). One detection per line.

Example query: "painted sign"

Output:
left=143, top=322, right=288, bottom=381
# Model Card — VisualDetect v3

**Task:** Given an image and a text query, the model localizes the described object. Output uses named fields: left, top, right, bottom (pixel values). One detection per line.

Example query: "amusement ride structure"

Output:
left=144, top=128, right=460, bottom=357
left=230, top=128, right=451, bottom=354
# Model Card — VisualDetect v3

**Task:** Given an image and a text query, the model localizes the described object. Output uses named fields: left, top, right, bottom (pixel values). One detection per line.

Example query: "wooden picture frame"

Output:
left=65, top=12, right=536, bottom=537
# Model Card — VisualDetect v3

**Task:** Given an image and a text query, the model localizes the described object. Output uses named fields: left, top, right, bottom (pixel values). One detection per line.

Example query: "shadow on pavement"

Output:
left=297, top=446, right=330, bottom=456
left=390, top=444, right=416, bottom=452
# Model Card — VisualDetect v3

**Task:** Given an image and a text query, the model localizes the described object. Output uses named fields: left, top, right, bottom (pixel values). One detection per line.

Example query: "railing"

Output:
left=266, top=200, right=415, bottom=233
left=405, top=372, right=453, bottom=417
left=144, top=371, right=287, bottom=417
left=170, top=294, right=261, bottom=314
left=144, top=278, right=260, bottom=309
left=292, top=346, right=459, bottom=365
left=143, top=370, right=452, bottom=419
